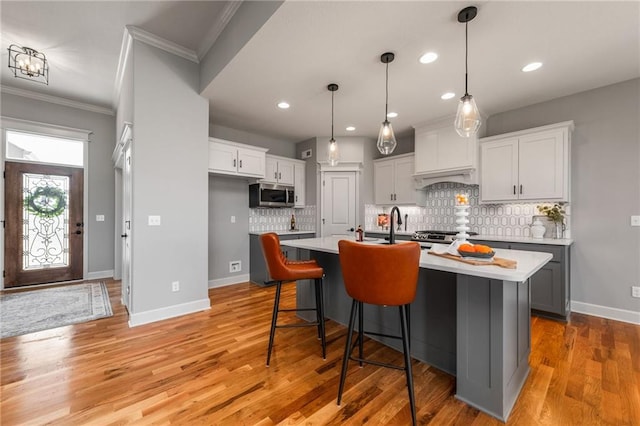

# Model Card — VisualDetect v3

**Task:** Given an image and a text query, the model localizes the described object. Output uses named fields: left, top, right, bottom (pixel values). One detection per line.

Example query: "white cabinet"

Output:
left=261, top=155, right=295, bottom=185
left=479, top=121, right=573, bottom=203
left=293, top=162, right=305, bottom=207
left=208, top=138, right=267, bottom=178
left=413, top=117, right=481, bottom=186
left=374, top=153, right=417, bottom=205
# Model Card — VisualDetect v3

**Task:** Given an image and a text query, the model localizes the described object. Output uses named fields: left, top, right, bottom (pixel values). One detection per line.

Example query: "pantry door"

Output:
left=322, top=171, right=357, bottom=236
left=4, top=161, right=84, bottom=287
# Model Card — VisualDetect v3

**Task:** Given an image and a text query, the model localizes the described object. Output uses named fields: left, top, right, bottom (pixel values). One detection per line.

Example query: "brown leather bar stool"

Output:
left=337, top=240, right=421, bottom=426
left=260, top=232, right=326, bottom=366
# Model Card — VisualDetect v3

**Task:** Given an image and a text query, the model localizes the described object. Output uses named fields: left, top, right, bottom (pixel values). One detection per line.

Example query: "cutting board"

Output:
left=428, top=252, right=517, bottom=269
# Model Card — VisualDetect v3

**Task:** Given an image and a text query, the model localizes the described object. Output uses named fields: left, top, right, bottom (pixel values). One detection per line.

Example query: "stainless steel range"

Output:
left=410, top=230, right=478, bottom=248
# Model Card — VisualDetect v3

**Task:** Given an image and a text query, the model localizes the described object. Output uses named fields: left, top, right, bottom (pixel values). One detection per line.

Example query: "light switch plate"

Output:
left=148, top=215, right=161, bottom=226
left=96, top=215, right=105, bottom=222
left=631, top=215, right=640, bottom=227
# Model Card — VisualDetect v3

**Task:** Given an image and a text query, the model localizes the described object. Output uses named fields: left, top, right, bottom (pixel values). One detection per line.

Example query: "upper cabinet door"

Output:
left=373, top=159, right=395, bottom=204
left=277, top=160, right=295, bottom=186
left=393, top=155, right=416, bottom=204
left=209, top=141, right=237, bottom=173
left=480, top=138, right=519, bottom=202
left=263, top=157, right=279, bottom=183
left=518, top=129, right=566, bottom=200
left=414, top=123, right=477, bottom=175
left=237, top=147, right=266, bottom=177
left=294, top=162, right=305, bottom=207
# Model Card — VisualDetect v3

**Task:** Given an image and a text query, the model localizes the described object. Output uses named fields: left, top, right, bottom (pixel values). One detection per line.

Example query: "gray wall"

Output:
left=199, top=1, right=283, bottom=92
left=486, top=78, right=640, bottom=313
left=131, top=40, right=209, bottom=312
left=1, top=92, right=116, bottom=275
left=207, top=123, right=297, bottom=282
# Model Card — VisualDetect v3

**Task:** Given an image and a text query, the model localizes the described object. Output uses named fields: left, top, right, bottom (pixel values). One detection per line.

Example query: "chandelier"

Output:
left=8, top=44, right=49, bottom=85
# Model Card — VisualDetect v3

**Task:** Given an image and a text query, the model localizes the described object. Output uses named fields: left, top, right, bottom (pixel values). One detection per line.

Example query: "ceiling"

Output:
left=2, top=1, right=639, bottom=143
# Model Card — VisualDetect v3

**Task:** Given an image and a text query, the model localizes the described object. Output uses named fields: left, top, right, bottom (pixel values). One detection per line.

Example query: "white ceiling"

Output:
left=2, top=1, right=639, bottom=143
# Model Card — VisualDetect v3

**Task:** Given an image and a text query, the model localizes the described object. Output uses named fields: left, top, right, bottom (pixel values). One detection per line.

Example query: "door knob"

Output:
left=76, top=222, right=84, bottom=227
left=347, top=227, right=355, bottom=232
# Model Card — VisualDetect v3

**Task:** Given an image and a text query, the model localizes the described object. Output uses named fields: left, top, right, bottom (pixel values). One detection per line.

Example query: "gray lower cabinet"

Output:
left=474, top=240, right=570, bottom=320
left=249, top=233, right=315, bottom=286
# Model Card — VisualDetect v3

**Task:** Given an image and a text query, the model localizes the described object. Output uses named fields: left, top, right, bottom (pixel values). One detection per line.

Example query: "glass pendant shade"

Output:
left=454, top=94, right=481, bottom=137
left=328, top=138, right=339, bottom=166
left=377, top=120, right=397, bottom=155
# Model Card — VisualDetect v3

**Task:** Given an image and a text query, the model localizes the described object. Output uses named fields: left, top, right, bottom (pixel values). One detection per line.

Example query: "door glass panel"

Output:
left=22, top=173, right=70, bottom=270
left=6, top=131, right=84, bottom=166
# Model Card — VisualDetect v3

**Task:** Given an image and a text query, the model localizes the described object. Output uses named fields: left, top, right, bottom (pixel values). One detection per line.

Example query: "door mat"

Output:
left=1, top=282, right=113, bottom=338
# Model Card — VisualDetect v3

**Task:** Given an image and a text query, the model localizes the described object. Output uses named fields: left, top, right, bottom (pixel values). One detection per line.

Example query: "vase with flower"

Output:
left=537, top=203, right=566, bottom=239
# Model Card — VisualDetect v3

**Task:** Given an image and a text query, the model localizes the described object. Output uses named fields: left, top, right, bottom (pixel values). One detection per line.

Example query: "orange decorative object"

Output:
left=459, top=243, right=475, bottom=252
left=474, top=244, right=493, bottom=254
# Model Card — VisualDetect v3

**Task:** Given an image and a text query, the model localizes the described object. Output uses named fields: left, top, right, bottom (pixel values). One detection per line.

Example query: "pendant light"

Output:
left=327, top=83, right=339, bottom=166
left=454, top=6, right=481, bottom=138
left=377, top=52, right=397, bottom=155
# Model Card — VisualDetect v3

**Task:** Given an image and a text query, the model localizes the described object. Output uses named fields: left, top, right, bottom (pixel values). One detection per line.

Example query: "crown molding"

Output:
left=197, top=1, right=243, bottom=60
left=126, top=25, right=199, bottom=64
left=1, top=85, right=114, bottom=116
left=113, top=27, right=134, bottom=110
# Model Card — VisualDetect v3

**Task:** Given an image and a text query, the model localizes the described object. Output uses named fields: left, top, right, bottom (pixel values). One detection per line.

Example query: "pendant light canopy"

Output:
left=377, top=52, right=397, bottom=155
left=327, top=83, right=339, bottom=166
left=454, top=6, right=481, bottom=138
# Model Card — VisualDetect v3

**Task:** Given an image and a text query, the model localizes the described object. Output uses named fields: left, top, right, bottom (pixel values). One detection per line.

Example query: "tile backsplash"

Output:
left=365, top=182, right=570, bottom=238
left=249, top=206, right=316, bottom=232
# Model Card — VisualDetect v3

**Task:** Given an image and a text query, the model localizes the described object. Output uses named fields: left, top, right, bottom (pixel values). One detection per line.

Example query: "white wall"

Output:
left=130, top=40, right=209, bottom=315
left=487, top=78, right=640, bottom=318
left=1, top=93, right=116, bottom=276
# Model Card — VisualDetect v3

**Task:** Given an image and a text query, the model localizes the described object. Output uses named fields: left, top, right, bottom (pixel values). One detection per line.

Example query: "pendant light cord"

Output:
left=385, top=62, right=389, bottom=119
left=464, top=20, right=469, bottom=96
left=331, top=90, right=334, bottom=139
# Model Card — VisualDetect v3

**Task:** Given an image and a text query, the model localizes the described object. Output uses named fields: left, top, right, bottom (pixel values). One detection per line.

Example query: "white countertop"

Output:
left=470, top=235, right=574, bottom=246
left=249, top=230, right=316, bottom=236
left=282, top=236, right=552, bottom=282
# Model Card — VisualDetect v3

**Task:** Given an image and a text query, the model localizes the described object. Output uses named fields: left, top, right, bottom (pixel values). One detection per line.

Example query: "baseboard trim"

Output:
left=128, top=298, right=211, bottom=327
left=208, top=274, right=250, bottom=288
left=87, top=270, right=114, bottom=280
left=571, top=300, right=640, bottom=325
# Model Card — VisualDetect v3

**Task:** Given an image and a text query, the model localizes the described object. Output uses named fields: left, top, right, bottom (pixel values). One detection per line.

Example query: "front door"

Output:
left=4, top=161, right=84, bottom=287
left=322, top=171, right=357, bottom=236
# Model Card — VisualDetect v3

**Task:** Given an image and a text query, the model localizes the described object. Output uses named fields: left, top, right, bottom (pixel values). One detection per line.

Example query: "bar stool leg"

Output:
left=266, top=281, right=283, bottom=367
left=337, top=299, right=358, bottom=406
left=358, top=301, right=364, bottom=367
left=317, top=277, right=327, bottom=359
left=399, top=304, right=417, bottom=426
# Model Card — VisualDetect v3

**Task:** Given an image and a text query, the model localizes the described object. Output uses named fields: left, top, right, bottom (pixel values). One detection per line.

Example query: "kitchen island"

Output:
left=281, top=236, right=552, bottom=422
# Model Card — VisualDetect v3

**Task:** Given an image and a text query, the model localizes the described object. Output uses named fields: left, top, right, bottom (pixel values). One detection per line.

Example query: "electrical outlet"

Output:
left=632, top=286, right=640, bottom=298
left=229, top=261, right=241, bottom=273
left=172, top=281, right=180, bottom=292
left=231, top=215, right=236, bottom=223
left=96, top=214, right=105, bottom=222
left=631, top=216, right=640, bottom=227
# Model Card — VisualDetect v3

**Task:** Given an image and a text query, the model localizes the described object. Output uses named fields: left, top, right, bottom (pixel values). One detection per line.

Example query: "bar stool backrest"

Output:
left=338, top=240, right=421, bottom=306
left=260, top=233, right=288, bottom=281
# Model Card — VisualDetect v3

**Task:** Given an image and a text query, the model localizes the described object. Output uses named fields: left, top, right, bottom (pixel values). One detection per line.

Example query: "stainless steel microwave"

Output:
left=249, top=183, right=295, bottom=208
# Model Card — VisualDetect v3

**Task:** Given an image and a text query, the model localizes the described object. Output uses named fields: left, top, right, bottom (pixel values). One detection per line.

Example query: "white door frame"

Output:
left=1, top=117, right=91, bottom=289
left=318, top=161, right=361, bottom=237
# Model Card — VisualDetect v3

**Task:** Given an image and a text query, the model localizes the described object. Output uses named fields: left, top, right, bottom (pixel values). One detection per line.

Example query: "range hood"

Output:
left=413, top=167, right=478, bottom=189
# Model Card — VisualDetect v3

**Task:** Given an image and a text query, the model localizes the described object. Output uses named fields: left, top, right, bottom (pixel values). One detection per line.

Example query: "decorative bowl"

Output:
left=457, top=249, right=495, bottom=259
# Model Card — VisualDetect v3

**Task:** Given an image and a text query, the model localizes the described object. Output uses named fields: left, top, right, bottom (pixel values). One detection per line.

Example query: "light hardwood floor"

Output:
left=1, top=279, right=639, bottom=425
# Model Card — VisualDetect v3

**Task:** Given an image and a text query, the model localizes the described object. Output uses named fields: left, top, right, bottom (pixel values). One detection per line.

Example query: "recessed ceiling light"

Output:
left=441, top=92, right=456, bottom=100
left=522, top=62, right=543, bottom=72
left=277, top=101, right=290, bottom=109
left=387, top=112, right=398, bottom=118
left=419, top=52, right=438, bottom=64
left=346, top=126, right=356, bottom=132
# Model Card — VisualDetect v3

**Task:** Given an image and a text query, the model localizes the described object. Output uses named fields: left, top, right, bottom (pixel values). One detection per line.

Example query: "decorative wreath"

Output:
left=24, top=186, right=67, bottom=218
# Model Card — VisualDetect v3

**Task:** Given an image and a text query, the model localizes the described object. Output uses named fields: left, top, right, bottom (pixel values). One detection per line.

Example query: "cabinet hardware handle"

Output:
left=390, top=194, right=393, bottom=201
left=513, top=185, right=516, bottom=195
left=121, top=234, right=128, bottom=238
left=275, top=172, right=278, bottom=179
left=520, top=184, right=523, bottom=194
left=322, top=218, right=325, bottom=224
left=239, top=160, right=242, bottom=168
left=295, top=195, right=298, bottom=202
left=279, top=172, right=282, bottom=179
left=233, top=159, right=236, bottom=168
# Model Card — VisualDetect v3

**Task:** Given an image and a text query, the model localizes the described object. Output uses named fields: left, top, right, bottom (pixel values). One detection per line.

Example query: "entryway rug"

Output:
left=0, top=282, right=113, bottom=338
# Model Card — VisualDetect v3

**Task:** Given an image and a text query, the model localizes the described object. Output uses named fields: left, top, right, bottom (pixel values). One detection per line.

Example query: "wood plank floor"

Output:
left=1, top=279, right=639, bottom=425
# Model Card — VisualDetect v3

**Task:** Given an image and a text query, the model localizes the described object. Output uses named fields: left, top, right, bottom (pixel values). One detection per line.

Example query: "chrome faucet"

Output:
left=389, top=206, right=403, bottom=244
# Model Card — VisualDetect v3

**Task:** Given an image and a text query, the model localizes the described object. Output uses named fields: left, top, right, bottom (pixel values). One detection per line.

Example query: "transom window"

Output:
left=5, top=130, right=84, bottom=167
